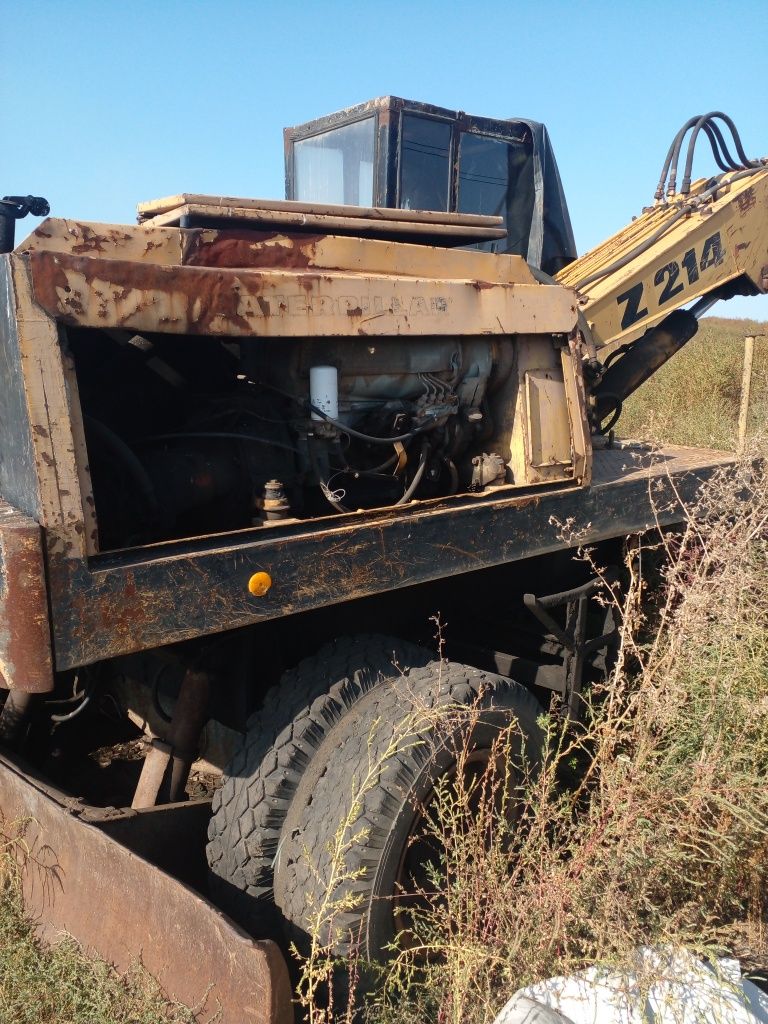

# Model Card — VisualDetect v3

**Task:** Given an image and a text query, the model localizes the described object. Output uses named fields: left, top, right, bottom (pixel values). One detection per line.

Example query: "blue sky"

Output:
left=2, top=0, right=766, bottom=319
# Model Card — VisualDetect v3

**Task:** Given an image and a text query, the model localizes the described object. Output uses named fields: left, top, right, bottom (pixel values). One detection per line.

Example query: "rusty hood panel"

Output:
left=26, top=248, right=577, bottom=338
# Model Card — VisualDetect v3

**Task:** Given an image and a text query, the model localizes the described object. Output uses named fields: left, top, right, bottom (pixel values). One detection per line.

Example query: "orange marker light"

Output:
left=248, top=571, right=272, bottom=597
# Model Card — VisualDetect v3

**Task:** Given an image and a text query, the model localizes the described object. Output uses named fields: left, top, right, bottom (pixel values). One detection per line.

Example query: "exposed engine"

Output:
left=72, top=328, right=514, bottom=550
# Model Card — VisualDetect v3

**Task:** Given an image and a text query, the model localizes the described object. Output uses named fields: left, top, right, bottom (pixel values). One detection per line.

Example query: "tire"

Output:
left=272, top=660, right=544, bottom=960
left=206, top=634, right=434, bottom=932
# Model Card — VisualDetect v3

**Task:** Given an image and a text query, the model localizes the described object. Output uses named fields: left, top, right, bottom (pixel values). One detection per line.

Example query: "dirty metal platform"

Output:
left=47, top=444, right=734, bottom=670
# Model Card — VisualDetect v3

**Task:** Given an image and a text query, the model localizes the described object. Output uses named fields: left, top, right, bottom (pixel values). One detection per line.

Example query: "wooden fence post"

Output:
left=738, top=335, right=755, bottom=455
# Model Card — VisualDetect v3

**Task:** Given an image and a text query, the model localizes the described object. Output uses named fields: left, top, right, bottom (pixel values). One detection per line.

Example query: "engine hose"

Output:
left=308, top=402, right=427, bottom=445
left=394, top=440, right=430, bottom=505
left=50, top=672, right=94, bottom=723
left=137, top=431, right=299, bottom=454
left=51, top=692, right=91, bottom=723
left=444, top=458, right=459, bottom=495
left=350, top=445, right=406, bottom=476
left=84, top=416, right=161, bottom=522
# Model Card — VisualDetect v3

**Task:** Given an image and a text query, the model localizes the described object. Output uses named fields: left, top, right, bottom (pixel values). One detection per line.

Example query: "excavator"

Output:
left=0, top=98, right=765, bottom=1023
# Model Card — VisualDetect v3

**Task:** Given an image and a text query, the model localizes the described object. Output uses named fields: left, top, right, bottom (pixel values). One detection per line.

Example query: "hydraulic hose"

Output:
left=681, top=112, right=754, bottom=193
left=702, top=121, right=742, bottom=172
left=656, top=112, right=760, bottom=200
left=576, top=164, right=763, bottom=291
left=575, top=207, right=689, bottom=289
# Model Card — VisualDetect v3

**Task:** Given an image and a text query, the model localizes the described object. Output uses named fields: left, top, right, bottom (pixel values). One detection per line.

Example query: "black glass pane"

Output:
left=399, top=114, right=451, bottom=212
left=457, top=133, right=535, bottom=255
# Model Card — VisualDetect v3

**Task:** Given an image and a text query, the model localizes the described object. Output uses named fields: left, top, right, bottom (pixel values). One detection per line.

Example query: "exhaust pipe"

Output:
left=0, top=195, right=50, bottom=253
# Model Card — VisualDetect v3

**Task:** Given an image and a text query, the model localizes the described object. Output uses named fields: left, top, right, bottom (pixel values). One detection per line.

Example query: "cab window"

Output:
left=398, top=114, right=451, bottom=211
left=294, top=118, right=375, bottom=207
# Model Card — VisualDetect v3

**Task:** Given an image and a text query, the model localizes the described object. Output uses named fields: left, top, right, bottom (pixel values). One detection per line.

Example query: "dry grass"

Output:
left=360, top=434, right=768, bottom=1024
left=620, top=317, right=768, bottom=449
left=0, top=822, right=196, bottom=1024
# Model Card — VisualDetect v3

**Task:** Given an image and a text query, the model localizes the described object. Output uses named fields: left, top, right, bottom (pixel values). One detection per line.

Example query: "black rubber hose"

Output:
left=308, top=403, right=427, bottom=445
left=703, top=120, right=743, bottom=172
left=575, top=207, right=689, bottom=289
left=84, top=416, right=161, bottom=522
left=656, top=115, right=701, bottom=199
left=656, top=112, right=758, bottom=200
left=682, top=111, right=759, bottom=193
left=701, top=123, right=734, bottom=173
left=136, top=431, right=299, bottom=454
left=682, top=113, right=728, bottom=193
left=394, top=440, right=429, bottom=505
left=712, top=111, right=758, bottom=168
left=597, top=395, right=623, bottom=436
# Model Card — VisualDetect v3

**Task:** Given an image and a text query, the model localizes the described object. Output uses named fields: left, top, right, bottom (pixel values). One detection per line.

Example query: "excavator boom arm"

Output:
left=557, top=164, right=768, bottom=351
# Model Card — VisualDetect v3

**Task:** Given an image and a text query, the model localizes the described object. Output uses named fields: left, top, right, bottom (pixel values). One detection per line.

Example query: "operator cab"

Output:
left=284, top=95, right=577, bottom=276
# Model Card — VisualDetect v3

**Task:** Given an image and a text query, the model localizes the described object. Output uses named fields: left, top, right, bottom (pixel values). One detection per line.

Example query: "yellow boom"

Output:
left=558, top=164, right=768, bottom=351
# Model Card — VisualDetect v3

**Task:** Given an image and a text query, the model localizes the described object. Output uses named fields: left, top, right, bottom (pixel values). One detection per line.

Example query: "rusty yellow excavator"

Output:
left=0, top=99, right=765, bottom=1023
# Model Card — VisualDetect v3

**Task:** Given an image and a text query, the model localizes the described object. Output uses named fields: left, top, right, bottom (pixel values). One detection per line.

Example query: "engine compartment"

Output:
left=68, top=326, right=522, bottom=551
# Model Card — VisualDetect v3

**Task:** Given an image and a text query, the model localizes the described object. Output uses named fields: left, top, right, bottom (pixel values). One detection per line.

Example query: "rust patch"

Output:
left=736, top=187, right=756, bottom=216
left=182, top=229, right=323, bottom=270
left=299, top=273, right=321, bottom=294
left=28, top=250, right=262, bottom=336
left=70, top=224, right=109, bottom=256
left=0, top=505, right=54, bottom=693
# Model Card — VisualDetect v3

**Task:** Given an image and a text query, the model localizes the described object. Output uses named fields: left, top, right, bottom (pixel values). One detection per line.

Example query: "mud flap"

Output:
left=0, top=752, right=294, bottom=1024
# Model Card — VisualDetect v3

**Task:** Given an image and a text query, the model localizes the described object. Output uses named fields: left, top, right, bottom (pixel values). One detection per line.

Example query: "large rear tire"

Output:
left=206, top=634, right=434, bottom=933
left=272, top=660, right=544, bottom=960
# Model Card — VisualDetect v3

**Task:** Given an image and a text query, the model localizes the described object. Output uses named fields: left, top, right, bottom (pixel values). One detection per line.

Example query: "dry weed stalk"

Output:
left=366, top=437, right=768, bottom=1024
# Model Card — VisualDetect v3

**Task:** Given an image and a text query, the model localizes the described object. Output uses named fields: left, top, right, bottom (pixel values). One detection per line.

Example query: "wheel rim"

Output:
left=393, top=747, right=509, bottom=943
